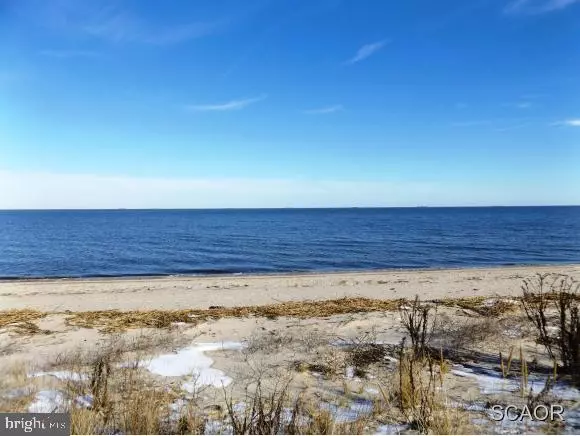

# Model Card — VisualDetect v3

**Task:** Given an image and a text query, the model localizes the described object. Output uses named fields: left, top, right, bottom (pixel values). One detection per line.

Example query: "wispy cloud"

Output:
left=503, top=101, right=534, bottom=109
left=39, top=49, right=101, bottom=58
left=504, top=0, right=580, bottom=14
left=451, top=120, right=494, bottom=127
left=20, top=1, right=227, bottom=45
left=303, top=105, right=344, bottom=114
left=552, top=119, right=580, bottom=127
left=344, top=40, right=388, bottom=65
left=493, top=123, right=531, bottom=132
left=452, top=118, right=532, bottom=129
left=84, top=14, right=226, bottom=45
left=185, top=95, right=267, bottom=112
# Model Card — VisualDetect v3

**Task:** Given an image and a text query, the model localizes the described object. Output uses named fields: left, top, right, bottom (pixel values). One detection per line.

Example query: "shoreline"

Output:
left=1, top=262, right=580, bottom=284
left=1, top=264, right=579, bottom=312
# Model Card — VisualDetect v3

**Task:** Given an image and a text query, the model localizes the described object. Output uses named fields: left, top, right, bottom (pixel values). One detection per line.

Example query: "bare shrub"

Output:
left=343, top=331, right=387, bottom=377
left=224, top=378, right=293, bottom=434
left=391, top=342, right=466, bottom=434
left=392, top=297, right=470, bottom=434
left=521, top=273, right=580, bottom=382
left=245, top=330, right=295, bottom=355
left=223, top=375, right=374, bottom=435
left=399, top=296, right=436, bottom=358
left=432, top=314, right=501, bottom=350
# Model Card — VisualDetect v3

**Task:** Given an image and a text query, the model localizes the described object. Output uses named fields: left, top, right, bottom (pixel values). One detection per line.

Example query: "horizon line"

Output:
left=0, top=205, right=579, bottom=212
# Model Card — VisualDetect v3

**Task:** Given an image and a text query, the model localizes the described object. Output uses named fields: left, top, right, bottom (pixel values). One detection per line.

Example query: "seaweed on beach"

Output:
left=0, top=309, right=49, bottom=335
left=1, top=294, right=554, bottom=335
left=435, top=296, right=520, bottom=317
left=62, top=297, right=405, bottom=332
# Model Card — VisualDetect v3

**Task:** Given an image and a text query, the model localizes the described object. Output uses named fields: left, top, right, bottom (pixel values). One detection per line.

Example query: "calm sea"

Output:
left=0, top=207, right=579, bottom=279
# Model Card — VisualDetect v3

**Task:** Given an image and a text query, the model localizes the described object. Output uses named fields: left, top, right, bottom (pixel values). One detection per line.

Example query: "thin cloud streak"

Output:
left=303, top=105, right=344, bottom=114
left=83, top=12, right=226, bottom=45
left=451, top=120, right=494, bottom=127
left=494, top=123, right=530, bottom=132
left=344, top=40, right=388, bottom=65
left=552, top=119, right=580, bottom=127
left=452, top=118, right=533, bottom=129
left=84, top=16, right=226, bottom=45
left=502, top=101, right=533, bottom=109
left=39, top=49, right=101, bottom=58
left=21, top=1, right=227, bottom=45
left=185, top=95, right=267, bottom=112
left=504, top=0, right=580, bottom=14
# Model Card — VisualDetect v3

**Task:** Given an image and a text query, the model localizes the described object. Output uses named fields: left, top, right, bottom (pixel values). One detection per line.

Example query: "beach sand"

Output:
left=1, top=264, right=579, bottom=311
left=2, top=265, right=580, bottom=434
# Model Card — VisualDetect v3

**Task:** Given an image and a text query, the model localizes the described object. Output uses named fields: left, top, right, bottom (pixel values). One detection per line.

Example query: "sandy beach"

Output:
left=2, top=265, right=580, bottom=434
left=1, top=264, right=579, bottom=312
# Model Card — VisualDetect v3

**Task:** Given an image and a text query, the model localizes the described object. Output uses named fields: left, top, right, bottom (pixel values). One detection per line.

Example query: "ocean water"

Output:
left=0, top=207, right=579, bottom=279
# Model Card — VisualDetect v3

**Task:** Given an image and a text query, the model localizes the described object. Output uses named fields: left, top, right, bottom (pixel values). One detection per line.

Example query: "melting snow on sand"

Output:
left=28, top=371, right=88, bottom=382
left=451, top=364, right=580, bottom=400
left=144, top=342, right=243, bottom=390
left=28, top=390, right=66, bottom=413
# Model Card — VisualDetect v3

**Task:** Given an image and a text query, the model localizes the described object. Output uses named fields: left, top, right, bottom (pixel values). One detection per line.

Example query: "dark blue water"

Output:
left=0, top=207, right=579, bottom=279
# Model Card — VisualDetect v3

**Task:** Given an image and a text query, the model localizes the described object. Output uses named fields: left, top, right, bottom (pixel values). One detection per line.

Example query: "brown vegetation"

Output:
left=0, top=309, right=48, bottom=335
left=521, top=273, right=580, bottom=383
left=0, top=294, right=529, bottom=335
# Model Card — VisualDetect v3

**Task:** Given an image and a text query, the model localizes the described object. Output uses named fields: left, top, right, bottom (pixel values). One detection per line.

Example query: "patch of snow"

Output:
left=320, top=398, right=374, bottom=423
left=2, top=387, right=30, bottom=399
left=565, top=407, right=580, bottom=429
left=365, top=387, right=380, bottom=395
left=345, top=366, right=355, bottom=379
left=502, top=327, right=522, bottom=338
left=144, top=342, right=243, bottom=389
left=374, top=423, right=408, bottom=434
left=75, top=394, right=93, bottom=408
left=28, top=390, right=66, bottom=413
left=450, top=401, right=487, bottom=412
left=232, top=402, right=246, bottom=413
left=452, top=364, right=580, bottom=401
left=28, top=390, right=92, bottom=413
left=29, top=371, right=87, bottom=381
left=204, top=419, right=234, bottom=435
left=486, top=409, right=545, bottom=435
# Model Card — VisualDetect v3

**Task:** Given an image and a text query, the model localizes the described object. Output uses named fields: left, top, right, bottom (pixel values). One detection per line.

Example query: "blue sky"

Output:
left=1, top=0, right=579, bottom=208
